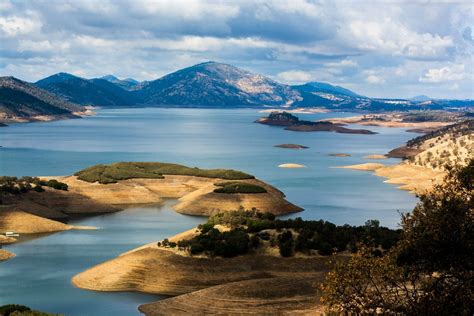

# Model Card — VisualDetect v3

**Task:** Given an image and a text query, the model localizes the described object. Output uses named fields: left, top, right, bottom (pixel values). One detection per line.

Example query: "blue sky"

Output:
left=0, top=0, right=473, bottom=99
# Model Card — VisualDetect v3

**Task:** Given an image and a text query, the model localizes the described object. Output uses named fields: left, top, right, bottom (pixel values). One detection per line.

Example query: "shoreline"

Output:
left=0, top=107, right=95, bottom=125
left=336, top=162, right=444, bottom=194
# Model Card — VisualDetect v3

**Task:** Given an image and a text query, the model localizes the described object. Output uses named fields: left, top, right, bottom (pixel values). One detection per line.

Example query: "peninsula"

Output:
left=72, top=210, right=399, bottom=314
left=323, top=110, right=468, bottom=130
left=337, top=119, right=473, bottom=194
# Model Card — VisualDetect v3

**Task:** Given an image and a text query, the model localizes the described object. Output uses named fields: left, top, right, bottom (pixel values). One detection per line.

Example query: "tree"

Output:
left=278, top=230, right=294, bottom=257
left=322, top=160, right=474, bottom=315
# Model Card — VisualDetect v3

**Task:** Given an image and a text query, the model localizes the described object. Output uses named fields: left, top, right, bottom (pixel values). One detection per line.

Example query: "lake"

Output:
left=0, top=108, right=418, bottom=315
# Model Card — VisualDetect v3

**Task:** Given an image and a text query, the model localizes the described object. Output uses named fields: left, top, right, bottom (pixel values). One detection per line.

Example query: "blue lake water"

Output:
left=0, top=108, right=418, bottom=315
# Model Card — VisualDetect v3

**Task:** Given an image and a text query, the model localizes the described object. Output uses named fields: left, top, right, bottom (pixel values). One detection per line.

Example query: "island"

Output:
left=72, top=210, right=399, bottom=315
left=256, top=111, right=377, bottom=134
left=274, top=143, right=309, bottom=149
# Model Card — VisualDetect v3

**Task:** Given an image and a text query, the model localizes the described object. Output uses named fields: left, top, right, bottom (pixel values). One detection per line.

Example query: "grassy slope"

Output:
left=75, top=162, right=254, bottom=184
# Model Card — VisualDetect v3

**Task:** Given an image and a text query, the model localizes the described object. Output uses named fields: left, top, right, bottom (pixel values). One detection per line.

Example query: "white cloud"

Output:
left=346, top=20, right=453, bottom=58
left=366, top=74, right=385, bottom=84
left=276, top=70, right=312, bottom=84
left=325, top=59, right=358, bottom=67
left=419, top=64, right=466, bottom=83
left=0, top=15, right=41, bottom=37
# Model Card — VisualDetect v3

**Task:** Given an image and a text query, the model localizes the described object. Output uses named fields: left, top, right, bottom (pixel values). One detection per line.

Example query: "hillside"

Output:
left=341, top=120, right=473, bottom=193
left=36, top=73, right=136, bottom=106
left=404, top=120, right=473, bottom=170
left=0, top=76, right=86, bottom=122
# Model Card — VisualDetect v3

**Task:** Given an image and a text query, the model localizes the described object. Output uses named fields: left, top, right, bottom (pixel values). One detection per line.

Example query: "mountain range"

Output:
left=1, top=62, right=472, bottom=122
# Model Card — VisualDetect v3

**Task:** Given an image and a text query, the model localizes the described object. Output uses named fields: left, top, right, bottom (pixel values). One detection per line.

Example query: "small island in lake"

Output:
left=274, top=143, right=309, bottom=149
left=256, top=111, right=377, bottom=134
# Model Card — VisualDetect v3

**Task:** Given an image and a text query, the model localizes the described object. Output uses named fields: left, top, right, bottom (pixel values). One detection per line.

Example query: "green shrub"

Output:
left=213, top=182, right=267, bottom=194
left=0, top=305, right=31, bottom=316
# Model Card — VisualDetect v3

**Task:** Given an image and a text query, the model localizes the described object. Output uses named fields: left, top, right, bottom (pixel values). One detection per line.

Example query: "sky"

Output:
left=0, top=0, right=473, bottom=99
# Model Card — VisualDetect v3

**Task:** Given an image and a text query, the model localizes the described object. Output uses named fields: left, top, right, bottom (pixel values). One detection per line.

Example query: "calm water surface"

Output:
left=0, top=108, right=418, bottom=315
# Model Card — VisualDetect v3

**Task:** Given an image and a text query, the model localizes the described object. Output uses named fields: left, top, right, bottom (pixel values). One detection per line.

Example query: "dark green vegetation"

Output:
left=172, top=208, right=400, bottom=258
left=257, top=112, right=300, bottom=126
left=29, top=62, right=472, bottom=110
left=0, top=77, right=82, bottom=120
left=257, top=111, right=376, bottom=134
left=322, top=160, right=473, bottom=315
left=213, top=182, right=267, bottom=194
left=0, top=176, right=68, bottom=195
left=0, top=304, right=60, bottom=316
left=74, top=162, right=254, bottom=184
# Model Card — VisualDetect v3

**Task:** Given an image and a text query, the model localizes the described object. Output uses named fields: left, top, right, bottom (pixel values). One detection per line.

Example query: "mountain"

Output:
left=410, top=95, right=431, bottom=102
left=0, top=76, right=85, bottom=122
left=293, top=82, right=361, bottom=98
left=36, top=73, right=136, bottom=106
left=100, top=75, right=140, bottom=90
left=136, top=61, right=300, bottom=107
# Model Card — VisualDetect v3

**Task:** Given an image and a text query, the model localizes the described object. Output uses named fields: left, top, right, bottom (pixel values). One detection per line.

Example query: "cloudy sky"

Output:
left=1, top=0, right=473, bottom=99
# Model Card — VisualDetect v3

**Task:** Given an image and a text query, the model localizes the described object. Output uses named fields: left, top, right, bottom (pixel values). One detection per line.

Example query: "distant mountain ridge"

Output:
left=100, top=75, right=139, bottom=90
left=0, top=76, right=85, bottom=122
left=36, top=73, right=136, bottom=107
left=25, top=61, right=474, bottom=110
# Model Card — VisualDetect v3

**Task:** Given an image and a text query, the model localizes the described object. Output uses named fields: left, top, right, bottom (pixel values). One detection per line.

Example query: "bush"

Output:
left=213, top=182, right=267, bottom=194
left=0, top=176, right=67, bottom=194
left=178, top=228, right=250, bottom=258
left=0, top=305, right=31, bottom=316
left=278, top=230, right=294, bottom=257
left=45, top=179, right=68, bottom=191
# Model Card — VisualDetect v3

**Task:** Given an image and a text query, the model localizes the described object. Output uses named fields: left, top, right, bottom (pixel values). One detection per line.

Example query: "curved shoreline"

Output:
left=336, top=163, right=444, bottom=194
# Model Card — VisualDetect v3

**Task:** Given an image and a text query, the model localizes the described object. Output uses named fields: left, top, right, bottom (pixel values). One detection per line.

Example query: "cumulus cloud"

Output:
left=0, top=0, right=472, bottom=98
left=419, top=64, right=466, bottom=83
